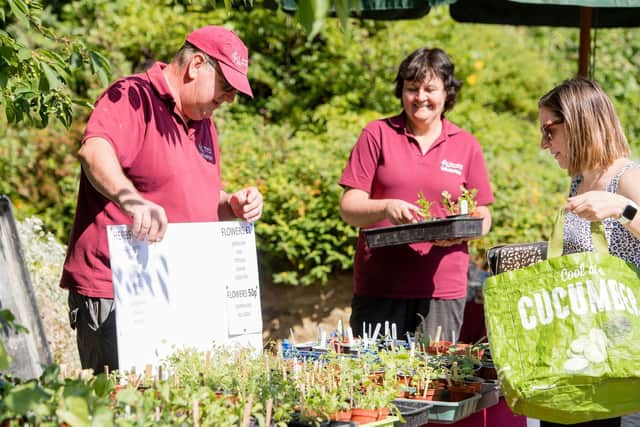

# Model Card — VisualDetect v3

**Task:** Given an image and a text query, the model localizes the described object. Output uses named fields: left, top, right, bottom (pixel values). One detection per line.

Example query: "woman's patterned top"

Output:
left=564, top=162, right=640, bottom=269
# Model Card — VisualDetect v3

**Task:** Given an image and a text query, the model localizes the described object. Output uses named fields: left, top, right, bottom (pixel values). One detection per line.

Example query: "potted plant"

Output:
left=351, top=384, right=396, bottom=423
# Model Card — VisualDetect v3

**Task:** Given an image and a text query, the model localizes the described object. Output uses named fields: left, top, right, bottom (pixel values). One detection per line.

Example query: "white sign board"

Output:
left=107, top=221, right=262, bottom=374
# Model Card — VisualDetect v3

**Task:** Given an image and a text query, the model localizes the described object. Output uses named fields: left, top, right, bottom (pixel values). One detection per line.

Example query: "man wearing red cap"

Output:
left=61, top=26, right=262, bottom=373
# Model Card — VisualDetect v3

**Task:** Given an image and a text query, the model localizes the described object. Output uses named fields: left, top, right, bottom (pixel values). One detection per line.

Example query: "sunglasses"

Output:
left=541, top=118, right=563, bottom=142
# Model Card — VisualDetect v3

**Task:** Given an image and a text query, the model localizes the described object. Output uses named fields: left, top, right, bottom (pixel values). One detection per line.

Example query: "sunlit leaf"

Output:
left=296, top=0, right=329, bottom=40
left=7, top=0, right=29, bottom=26
left=333, top=0, right=350, bottom=30
left=0, top=342, right=10, bottom=370
left=89, top=406, right=114, bottom=427
left=70, top=51, right=83, bottom=68
left=4, top=382, right=51, bottom=415
left=60, top=107, right=72, bottom=128
left=115, top=387, right=142, bottom=405
left=72, top=99, right=95, bottom=109
left=40, top=364, right=61, bottom=386
left=57, top=396, right=90, bottom=427
left=295, top=0, right=315, bottom=35
left=5, top=100, right=17, bottom=123
left=89, top=50, right=112, bottom=87
left=17, top=47, right=31, bottom=61
left=92, top=374, right=111, bottom=397
left=39, top=49, right=68, bottom=74
left=42, top=62, right=63, bottom=89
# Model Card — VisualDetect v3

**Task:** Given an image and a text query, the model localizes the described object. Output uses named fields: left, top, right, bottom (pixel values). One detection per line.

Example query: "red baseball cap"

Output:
left=186, top=26, right=253, bottom=98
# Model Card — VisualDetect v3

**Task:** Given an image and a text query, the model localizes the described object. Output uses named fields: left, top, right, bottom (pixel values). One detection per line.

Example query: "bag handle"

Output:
left=547, top=209, right=609, bottom=258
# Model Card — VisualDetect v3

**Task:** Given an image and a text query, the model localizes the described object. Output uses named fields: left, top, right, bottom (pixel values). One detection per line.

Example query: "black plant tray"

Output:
left=364, top=216, right=482, bottom=248
left=392, top=399, right=432, bottom=427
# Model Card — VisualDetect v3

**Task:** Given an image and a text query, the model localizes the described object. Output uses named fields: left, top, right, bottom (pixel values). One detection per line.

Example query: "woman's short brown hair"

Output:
left=394, top=47, right=462, bottom=116
left=538, top=78, right=629, bottom=176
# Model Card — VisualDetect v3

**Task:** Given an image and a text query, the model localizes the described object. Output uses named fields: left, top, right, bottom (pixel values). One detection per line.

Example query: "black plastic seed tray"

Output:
left=393, top=399, right=432, bottom=427
left=364, top=216, right=482, bottom=248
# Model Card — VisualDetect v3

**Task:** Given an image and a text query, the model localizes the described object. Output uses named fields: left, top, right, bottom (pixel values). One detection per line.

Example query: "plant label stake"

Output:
left=192, top=398, right=200, bottom=427
left=319, top=327, right=327, bottom=347
left=434, top=325, right=442, bottom=348
left=289, top=328, right=296, bottom=347
left=460, top=199, right=468, bottom=215
left=372, top=323, right=381, bottom=343
left=242, top=394, right=253, bottom=427
left=266, top=398, right=273, bottom=426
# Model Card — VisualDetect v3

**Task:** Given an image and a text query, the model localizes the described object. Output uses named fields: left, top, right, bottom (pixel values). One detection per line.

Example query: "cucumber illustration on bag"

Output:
left=564, top=328, right=609, bottom=372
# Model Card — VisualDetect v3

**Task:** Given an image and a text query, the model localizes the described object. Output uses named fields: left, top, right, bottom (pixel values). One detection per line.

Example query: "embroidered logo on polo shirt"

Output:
left=440, top=159, right=463, bottom=176
left=197, top=141, right=214, bottom=162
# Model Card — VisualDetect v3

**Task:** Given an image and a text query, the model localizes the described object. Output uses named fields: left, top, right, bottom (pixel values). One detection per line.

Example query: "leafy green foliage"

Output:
left=0, top=0, right=111, bottom=128
left=0, top=341, right=494, bottom=425
left=2, top=1, right=639, bottom=286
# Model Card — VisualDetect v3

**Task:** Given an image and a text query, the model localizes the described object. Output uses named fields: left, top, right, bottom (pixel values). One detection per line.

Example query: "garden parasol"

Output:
left=450, top=0, right=640, bottom=78
left=278, top=0, right=640, bottom=77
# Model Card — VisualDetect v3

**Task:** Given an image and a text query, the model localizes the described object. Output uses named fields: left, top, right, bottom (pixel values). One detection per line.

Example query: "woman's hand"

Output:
left=566, top=191, right=628, bottom=222
left=384, top=199, right=423, bottom=225
left=339, top=188, right=423, bottom=228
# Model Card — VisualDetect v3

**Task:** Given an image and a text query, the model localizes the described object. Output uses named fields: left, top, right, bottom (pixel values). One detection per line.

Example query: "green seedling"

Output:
left=416, top=192, right=433, bottom=221
left=441, top=191, right=457, bottom=215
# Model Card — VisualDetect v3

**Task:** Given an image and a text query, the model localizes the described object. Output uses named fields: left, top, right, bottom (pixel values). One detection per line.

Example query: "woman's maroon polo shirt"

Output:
left=339, top=114, right=494, bottom=299
left=61, top=62, right=223, bottom=299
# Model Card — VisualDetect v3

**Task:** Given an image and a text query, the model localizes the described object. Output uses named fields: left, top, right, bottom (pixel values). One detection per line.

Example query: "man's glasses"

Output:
left=215, top=64, right=235, bottom=93
left=204, top=56, right=235, bottom=93
left=541, top=118, right=563, bottom=142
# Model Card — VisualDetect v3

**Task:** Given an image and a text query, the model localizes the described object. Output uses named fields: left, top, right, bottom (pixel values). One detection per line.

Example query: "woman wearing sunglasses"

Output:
left=538, top=78, right=640, bottom=427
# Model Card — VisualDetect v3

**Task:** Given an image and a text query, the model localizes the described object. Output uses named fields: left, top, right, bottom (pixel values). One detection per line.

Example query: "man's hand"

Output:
left=119, top=191, right=168, bottom=242
left=229, top=186, right=263, bottom=222
left=79, top=137, right=168, bottom=243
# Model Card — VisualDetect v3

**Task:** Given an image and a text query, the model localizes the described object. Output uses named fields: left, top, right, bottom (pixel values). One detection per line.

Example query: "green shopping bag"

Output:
left=484, top=214, right=640, bottom=424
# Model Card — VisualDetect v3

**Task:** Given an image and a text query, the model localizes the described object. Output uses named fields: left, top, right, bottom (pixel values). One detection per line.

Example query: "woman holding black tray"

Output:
left=338, top=47, right=494, bottom=342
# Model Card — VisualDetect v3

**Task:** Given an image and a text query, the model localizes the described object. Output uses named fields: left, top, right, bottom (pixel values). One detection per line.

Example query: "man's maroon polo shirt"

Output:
left=340, top=114, right=494, bottom=299
left=61, top=62, right=223, bottom=299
